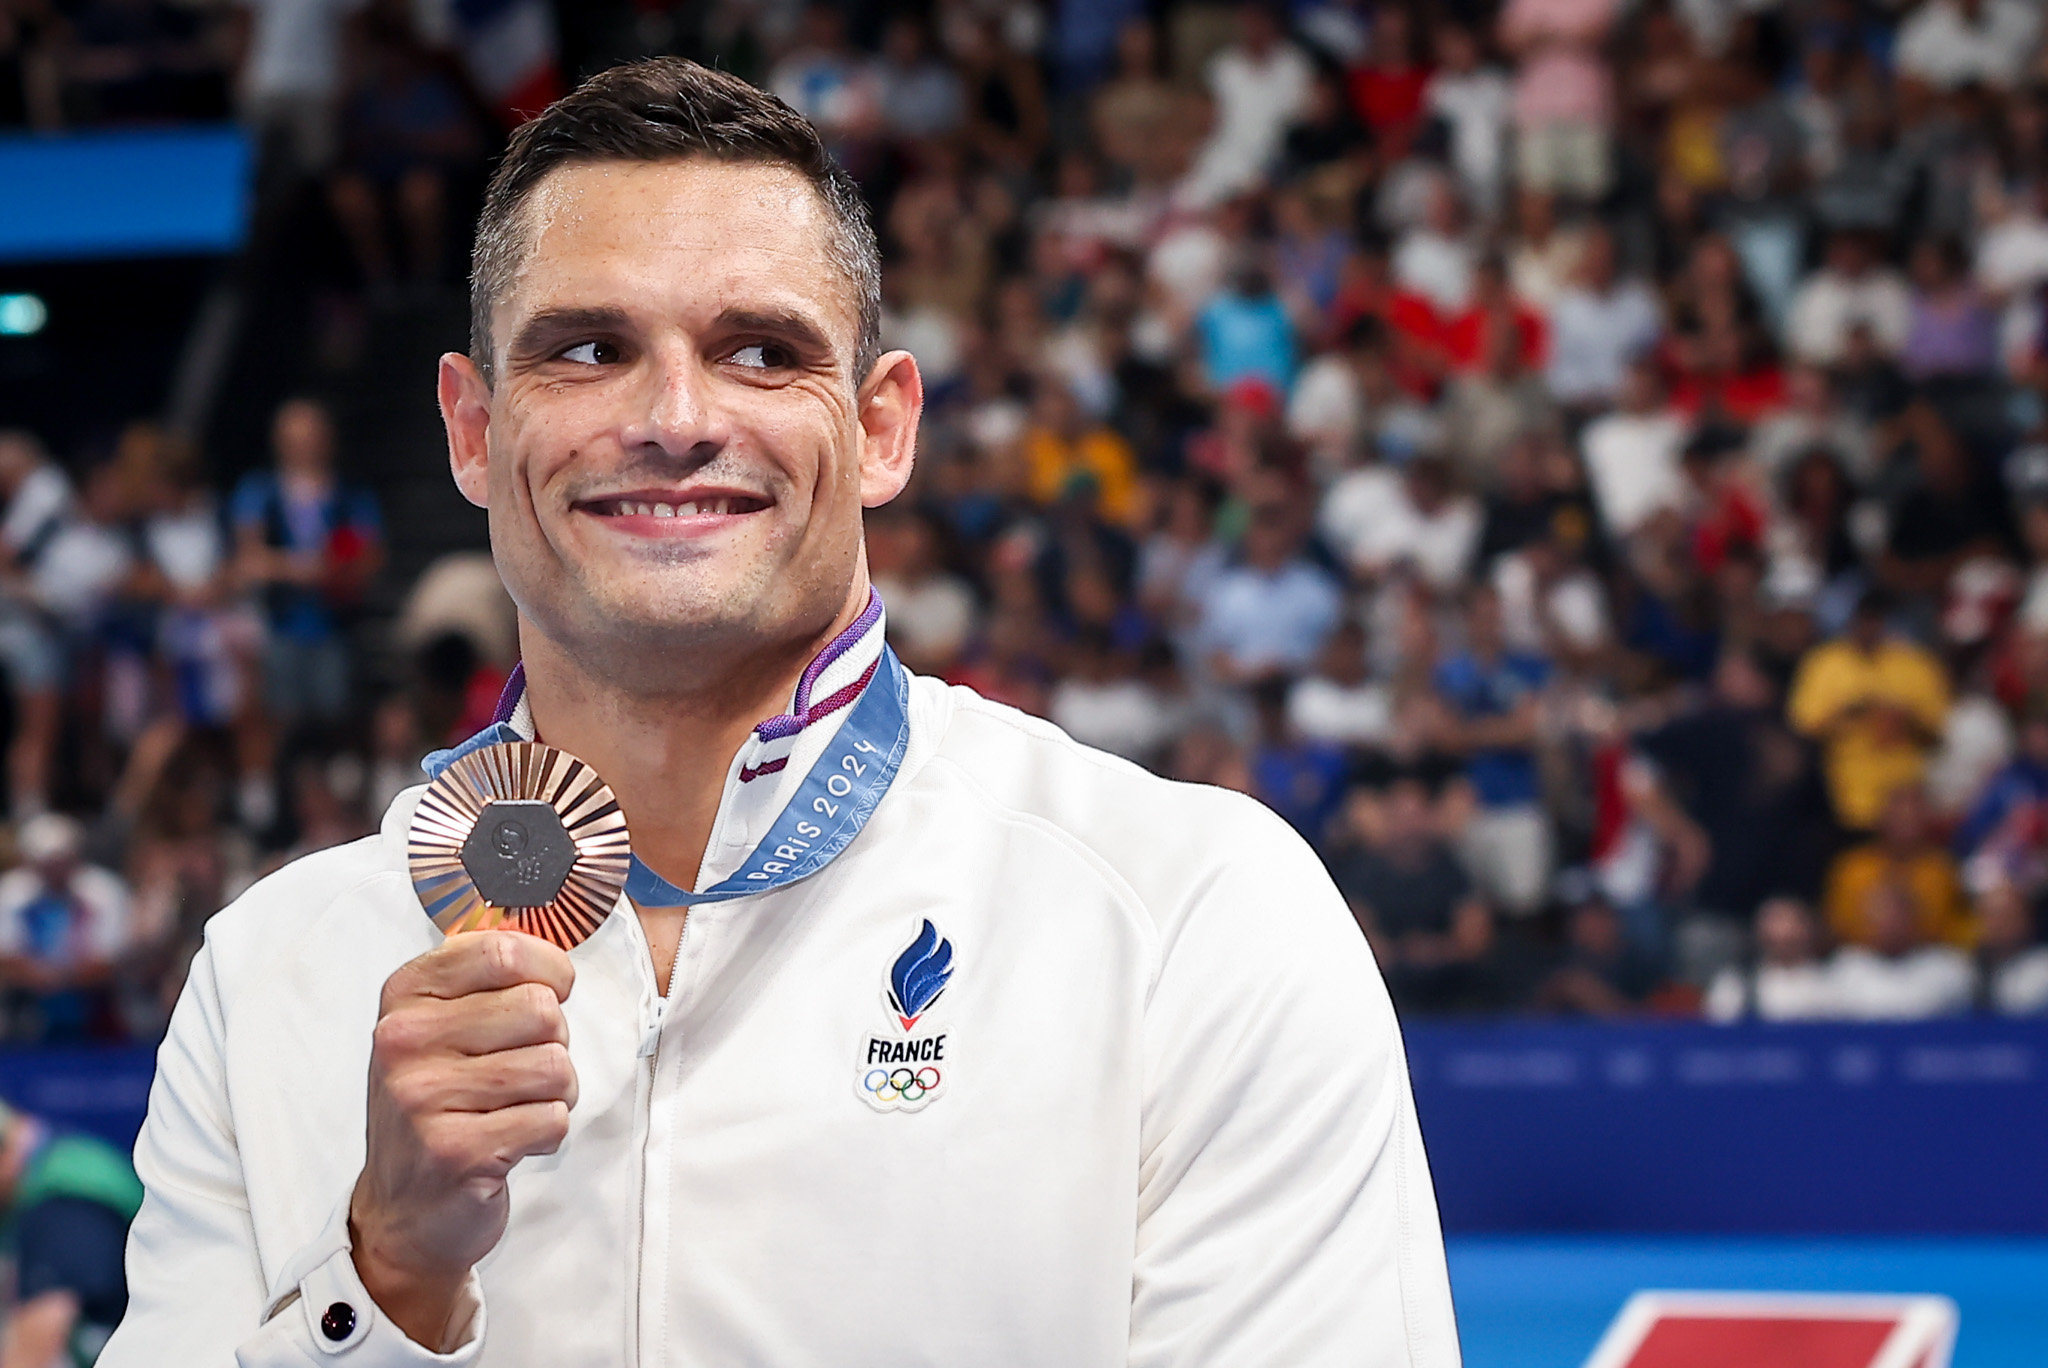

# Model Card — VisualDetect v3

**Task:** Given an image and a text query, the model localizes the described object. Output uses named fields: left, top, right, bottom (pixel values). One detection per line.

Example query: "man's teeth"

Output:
left=606, top=498, right=748, bottom=517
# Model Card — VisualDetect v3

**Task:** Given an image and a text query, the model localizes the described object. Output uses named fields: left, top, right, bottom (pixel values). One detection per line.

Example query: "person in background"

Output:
left=1196, top=480, right=1342, bottom=688
left=1825, top=880, right=1975, bottom=1019
left=0, top=431, right=72, bottom=820
left=1331, top=760, right=1500, bottom=1013
left=1497, top=0, right=1618, bottom=203
left=1971, top=881, right=2048, bottom=1015
left=1824, top=783, right=1972, bottom=950
left=1247, top=676, right=1349, bottom=846
left=0, top=1098, right=144, bottom=1368
left=0, top=814, right=131, bottom=1044
left=1535, top=877, right=1666, bottom=1016
left=1435, top=582, right=1554, bottom=916
left=1705, top=896, right=1838, bottom=1022
left=1788, top=589, right=1950, bottom=832
left=230, top=396, right=382, bottom=727
left=866, top=505, right=977, bottom=677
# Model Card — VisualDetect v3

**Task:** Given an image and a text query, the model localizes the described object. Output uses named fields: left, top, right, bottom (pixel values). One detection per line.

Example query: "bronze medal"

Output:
left=407, top=742, right=632, bottom=950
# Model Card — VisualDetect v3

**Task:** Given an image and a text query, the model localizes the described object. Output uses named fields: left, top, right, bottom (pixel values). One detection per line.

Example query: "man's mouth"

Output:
left=577, top=493, right=772, bottom=519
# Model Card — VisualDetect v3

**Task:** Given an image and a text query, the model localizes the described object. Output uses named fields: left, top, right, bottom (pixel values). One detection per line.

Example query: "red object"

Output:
left=1348, top=65, right=1431, bottom=133
left=1587, top=1293, right=1956, bottom=1368
left=1440, top=304, right=1549, bottom=373
left=1669, top=364, right=1787, bottom=423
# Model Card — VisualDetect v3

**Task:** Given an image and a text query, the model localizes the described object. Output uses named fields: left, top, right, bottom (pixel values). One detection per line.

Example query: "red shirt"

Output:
left=1440, top=304, right=1549, bottom=373
left=1348, top=64, right=1431, bottom=133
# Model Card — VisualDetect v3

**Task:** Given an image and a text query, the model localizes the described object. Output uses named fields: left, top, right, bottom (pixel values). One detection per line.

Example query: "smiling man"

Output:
left=101, top=60, right=1459, bottom=1368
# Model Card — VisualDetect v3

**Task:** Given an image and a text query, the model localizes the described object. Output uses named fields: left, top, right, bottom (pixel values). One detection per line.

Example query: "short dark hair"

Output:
left=469, top=57, right=882, bottom=386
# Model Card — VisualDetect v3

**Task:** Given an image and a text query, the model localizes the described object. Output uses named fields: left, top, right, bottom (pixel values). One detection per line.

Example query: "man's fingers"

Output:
left=388, top=930, right=576, bottom=1007
left=394, top=1043, right=579, bottom=1115
left=375, top=981, right=569, bottom=1060
left=424, top=1101, right=574, bottom=1185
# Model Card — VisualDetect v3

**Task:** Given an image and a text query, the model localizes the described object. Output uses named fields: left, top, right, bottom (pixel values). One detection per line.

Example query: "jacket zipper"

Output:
left=627, top=908, right=684, bottom=1368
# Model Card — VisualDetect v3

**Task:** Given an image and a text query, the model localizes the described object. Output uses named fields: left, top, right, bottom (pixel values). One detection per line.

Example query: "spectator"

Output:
left=873, top=14, right=964, bottom=143
left=1789, top=590, right=1950, bottom=831
left=1392, top=174, right=1477, bottom=315
left=0, top=432, right=71, bottom=819
left=1332, top=764, right=1501, bottom=1013
left=1824, top=784, right=1973, bottom=948
left=1580, top=358, right=1689, bottom=540
left=1436, top=583, right=1554, bottom=915
left=1498, top=0, right=1618, bottom=202
left=1535, top=881, right=1666, bottom=1015
left=1894, top=0, right=2041, bottom=93
left=1196, top=482, right=1342, bottom=686
left=0, top=1097, right=143, bottom=1366
left=867, top=507, right=978, bottom=677
left=0, top=814, right=130, bottom=1043
left=1956, top=708, right=2048, bottom=892
left=233, top=0, right=364, bottom=179
left=1247, top=677, right=1349, bottom=843
left=1180, top=2, right=1311, bottom=207
left=1786, top=230, right=1911, bottom=367
left=1972, top=881, right=2048, bottom=1014
left=1824, top=880, right=1974, bottom=1018
left=1326, top=453, right=1482, bottom=592
left=230, top=396, right=381, bottom=736
left=1545, top=225, right=1662, bottom=411
left=1195, top=261, right=1296, bottom=394
left=1021, top=380, right=1140, bottom=527
left=1902, top=237, right=1999, bottom=382
left=326, top=10, right=480, bottom=297
left=1424, top=21, right=1511, bottom=218
left=1705, top=897, right=1838, bottom=1022
left=1048, top=632, right=1180, bottom=767
left=1288, top=620, right=1392, bottom=749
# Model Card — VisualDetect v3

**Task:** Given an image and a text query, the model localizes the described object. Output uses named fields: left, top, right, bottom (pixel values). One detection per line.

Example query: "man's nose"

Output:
left=619, top=346, right=732, bottom=461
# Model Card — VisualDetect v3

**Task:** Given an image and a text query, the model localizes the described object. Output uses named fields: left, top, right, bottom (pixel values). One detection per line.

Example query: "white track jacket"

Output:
left=102, top=610, right=1460, bottom=1368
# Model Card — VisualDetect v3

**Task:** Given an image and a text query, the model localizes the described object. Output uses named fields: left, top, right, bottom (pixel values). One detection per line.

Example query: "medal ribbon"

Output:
left=420, top=645, right=911, bottom=910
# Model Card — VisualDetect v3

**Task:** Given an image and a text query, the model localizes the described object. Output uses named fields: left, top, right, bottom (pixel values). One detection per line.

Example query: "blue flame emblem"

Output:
left=886, top=919, right=954, bottom=1029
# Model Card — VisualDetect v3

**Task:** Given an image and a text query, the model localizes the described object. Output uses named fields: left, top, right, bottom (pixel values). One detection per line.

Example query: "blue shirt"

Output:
left=1198, top=560, right=1342, bottom=674
left=230, top=472, right=381, bottom=642
left=1433, top=650, right=1552, bottom=808
left=1197, top=292, right=1296, bottom=392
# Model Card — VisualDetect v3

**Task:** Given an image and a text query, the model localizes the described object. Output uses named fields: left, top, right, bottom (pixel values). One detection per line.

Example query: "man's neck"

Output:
left=517, top=585, right=872, bottom=893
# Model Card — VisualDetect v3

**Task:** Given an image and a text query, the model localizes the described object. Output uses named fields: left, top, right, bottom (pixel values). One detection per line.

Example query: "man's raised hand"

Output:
left=349, top=930, right=577, bottom=1349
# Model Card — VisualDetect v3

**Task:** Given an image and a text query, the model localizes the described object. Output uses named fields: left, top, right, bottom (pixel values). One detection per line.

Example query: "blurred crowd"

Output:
left=10, top=0, right=2048, bottom=1039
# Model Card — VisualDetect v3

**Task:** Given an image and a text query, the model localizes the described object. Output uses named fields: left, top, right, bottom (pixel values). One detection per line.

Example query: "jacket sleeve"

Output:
left=1130, top=798, right=1462, bottom=1368
left=100, top=935, right=486, bottom=1367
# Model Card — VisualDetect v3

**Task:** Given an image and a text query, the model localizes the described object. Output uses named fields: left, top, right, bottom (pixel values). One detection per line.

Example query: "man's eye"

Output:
left=728, top=343, right=788, bottom=370
left=560, top=341, right=618, bottom=365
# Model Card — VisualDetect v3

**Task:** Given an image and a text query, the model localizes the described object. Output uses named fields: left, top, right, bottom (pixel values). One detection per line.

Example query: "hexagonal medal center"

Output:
left=461, top=799, right=577, bottom=907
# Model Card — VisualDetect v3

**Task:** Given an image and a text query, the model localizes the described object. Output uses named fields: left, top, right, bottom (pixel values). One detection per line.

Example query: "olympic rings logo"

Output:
left=863, top=1066, right=941, bottom=1102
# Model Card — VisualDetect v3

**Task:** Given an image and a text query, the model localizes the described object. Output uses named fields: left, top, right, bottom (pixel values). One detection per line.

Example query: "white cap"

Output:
left=16, top=812, right=83, bottom=865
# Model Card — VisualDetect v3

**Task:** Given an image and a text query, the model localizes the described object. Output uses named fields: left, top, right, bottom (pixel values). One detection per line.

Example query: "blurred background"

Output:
left=0, top=0, right=2044, bottom=1363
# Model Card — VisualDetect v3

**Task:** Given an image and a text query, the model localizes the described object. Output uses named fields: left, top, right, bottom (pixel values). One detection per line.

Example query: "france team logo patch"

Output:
left=858, top=920, right=954, bottom=1113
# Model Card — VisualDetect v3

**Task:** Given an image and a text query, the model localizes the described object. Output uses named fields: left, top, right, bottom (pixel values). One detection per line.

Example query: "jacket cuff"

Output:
left=246, top=1199, right=485, bottom=1365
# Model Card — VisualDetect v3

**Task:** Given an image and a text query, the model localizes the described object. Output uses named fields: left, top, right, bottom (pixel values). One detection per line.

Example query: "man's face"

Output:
left=446, top=158, right=916, bottom=678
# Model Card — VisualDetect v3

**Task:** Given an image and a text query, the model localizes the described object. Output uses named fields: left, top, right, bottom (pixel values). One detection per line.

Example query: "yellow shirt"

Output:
left=1787, top=638, right=1949, bottom=829
left=1022, top=425, right=1139, bottom=526
left=1822, top=845, right=1974, bottom=948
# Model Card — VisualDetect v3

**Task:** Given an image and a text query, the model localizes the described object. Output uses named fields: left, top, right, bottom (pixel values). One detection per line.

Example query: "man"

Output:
left=1433, top=583, right=1553, bottom=916
left=1788, top=589, right=1950, bottom=832
left=106, top=60, right=1458, bottom=1366
left=0, top=814, right=132, bottom=1044
left=231, top=396, right=384, bottom=729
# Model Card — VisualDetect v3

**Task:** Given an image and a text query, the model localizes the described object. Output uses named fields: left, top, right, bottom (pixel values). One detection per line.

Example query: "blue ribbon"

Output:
left=420, top=647, right=912, bottom=910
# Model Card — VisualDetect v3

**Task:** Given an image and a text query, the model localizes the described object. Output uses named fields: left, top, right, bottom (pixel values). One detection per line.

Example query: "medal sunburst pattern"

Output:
left=408, top=742, right=632, bottom=950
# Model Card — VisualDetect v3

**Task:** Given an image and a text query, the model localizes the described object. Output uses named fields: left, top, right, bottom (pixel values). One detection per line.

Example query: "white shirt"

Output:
left=1426, top=69, right=1512, bottom=208
left=33, top=519, right=133, bottom=624
left=1545, top=281, right=1663, bottom=406
left=236, top=0, right=366, bottom=101
left=1287, top=676, right=1393, bottom=747
left=0, top=463, right=71, bottom=562
left=103, top=618, right=1457, bottom=1368
left=1825, top=945, right=1975, bottom=1020
left=1048, top=677, right=1181, bottom=762
left=1786, top=269, right=1912, bottom=366
left=1580, top=410, right=1689, bottom=538
left=1704, top=962, right=1839, bottom=1022
left=1988, top=947, right=2048, bottom=1015
left=1181, top=42, right=1312, bottom=205
left=1392, top=230, right=1475, bottom=314
left=1896, top=0, right=2041, bottom=91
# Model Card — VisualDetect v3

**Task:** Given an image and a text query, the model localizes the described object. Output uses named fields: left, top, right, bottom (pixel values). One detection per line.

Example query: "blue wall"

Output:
left=8, top=1017, right=2046, bottom=1236
left=1407, top=1017, right=2048, bottom=1234
left=0, top=127, right=250, bottom=263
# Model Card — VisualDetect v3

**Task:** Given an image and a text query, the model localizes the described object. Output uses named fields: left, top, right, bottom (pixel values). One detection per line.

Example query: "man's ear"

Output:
left=857, top=349, right=923, bottom=507
left=440, top=352, right=492, bottom=509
